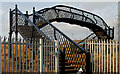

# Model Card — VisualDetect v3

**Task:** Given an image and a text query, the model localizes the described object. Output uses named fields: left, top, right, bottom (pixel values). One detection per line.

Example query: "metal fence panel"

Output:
left=86, top=39, right=120, bottom=73
left=1, top=37, right=59, bottom=73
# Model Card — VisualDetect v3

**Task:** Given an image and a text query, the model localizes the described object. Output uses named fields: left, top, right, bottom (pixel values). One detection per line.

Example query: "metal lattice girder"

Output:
left=9, top=5, right=114, bottom=73
left=34, top=12, right=87, bottom=72
left=35, top=5, right=114, bottom=39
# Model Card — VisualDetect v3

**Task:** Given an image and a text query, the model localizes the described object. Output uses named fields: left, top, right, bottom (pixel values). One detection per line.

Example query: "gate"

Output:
left=0, top=36, right=59, bottom=72
left=86, top=39, right=120, bottom=73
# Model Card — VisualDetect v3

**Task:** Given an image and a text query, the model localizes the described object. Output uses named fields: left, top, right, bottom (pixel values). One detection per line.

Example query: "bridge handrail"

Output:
left=36, top=5, right=113, bottom=38
left=52, top=5, right=109, bottom=28
left=36, top=5, right=109, bottom=29
left=36, top=8, right=96, bottom=25
left=16, top=8, right=86, bottom=53
left=16, top=8, right=51, bottom=41
left=35, top=12, right=87, bottom=53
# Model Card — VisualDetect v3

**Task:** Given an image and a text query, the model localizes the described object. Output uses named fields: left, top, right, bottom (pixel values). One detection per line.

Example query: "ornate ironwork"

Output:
left=36, top=5, right=114, bottom=39
left=9, top=5, right=115, bottom=73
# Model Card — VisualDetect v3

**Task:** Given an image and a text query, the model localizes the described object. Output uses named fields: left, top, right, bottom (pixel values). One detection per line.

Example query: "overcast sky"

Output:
left=0, top=2, right=118, bottom=40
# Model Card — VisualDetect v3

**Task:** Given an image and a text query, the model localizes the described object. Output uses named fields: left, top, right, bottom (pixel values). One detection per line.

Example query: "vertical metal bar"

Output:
left=85, top=39, right=86, bottom=50
left=4, top=37, right=6, bottom=72
left=25, top=11, right=28, bottom=26
left=113, top=40, right=114, bottom=72
left=89, top=40, right=91, bottom=72
left=22, top=39, right=24, bottom=72
left=46, top=40, right=48, bottom=71
left=51, top=42, right=54, bottom=72
left=40, top=38, right=43, bottom=72
left=107, top=39, right=108, bottom=72
left=15, top=5, right=18, bottom=42
left=31, top=7, right=35, bottom=41
left=51, top=41, right=53, bottom=72
left=8, top=38, right=10, bottom=72
left=102, top=39, right=103, bottom=72
left=19, top=38, right=21, bottom=72
left=97, top=40, right=98, bottom=72
left=54, top=41, right=55, bottom=71
left=35, top=39, right=37, bottom=72
left=12, top=38, right=14, bottom=72
left=55, top=40, right=57, bottom=72
left=9, top=9, right=12, bottom=58
left=48, top=40, right=50, bottom=72
left=15, top=38, right=18, bottom=72
left=15, top=5, right=18, bottom=72
left=37, top=40, right=40, bottom=72
left=28, top=39, right=31, bottom=72
left=44, top=39, right=46, bottom=72
left=94, top=40, right=95, bottom=72
left=57, top=40, right=59, bottom=72
left=91, top=40, right=93, bottom=72
left=110, top=40, right=111, bottom=72
left=32, top=39, right=34, bottom=72
left=89, top=40, right=91, bottom=71
left=0, top=36, right=1, bottom=74
left=116, top=41, right=118, bottom=72
left=26, top=39, right=28, bottom=72
left=104, top=39, right=106, bottom=72
left=55, top=40, right=59, bottom=72
left=119, top=41, right=120, bottom=73
left=99, top=39, right=100, bottom=72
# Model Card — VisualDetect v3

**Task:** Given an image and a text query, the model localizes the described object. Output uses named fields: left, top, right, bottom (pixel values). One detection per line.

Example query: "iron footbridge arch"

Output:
left=35, top=5, right=114, bottom=39
left=9, top=5, right=114, bottom=73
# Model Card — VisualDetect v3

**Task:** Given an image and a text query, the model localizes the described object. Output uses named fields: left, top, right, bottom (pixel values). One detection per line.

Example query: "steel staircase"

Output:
left=10, top=5, right=114, bottom=73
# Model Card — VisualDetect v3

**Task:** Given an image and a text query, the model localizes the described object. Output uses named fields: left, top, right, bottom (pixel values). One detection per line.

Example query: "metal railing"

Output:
left=36, top=5, right=114, bottom=39
left=9, top=5, right=92, bottom=73
left=35, top=11, right=88, bottom=72
left=0, top=36, right=59, bottom=72
left=86, top=39, right=120, bottom=73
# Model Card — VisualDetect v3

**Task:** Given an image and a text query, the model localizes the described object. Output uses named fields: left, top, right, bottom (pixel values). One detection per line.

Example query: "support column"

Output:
left=85, top=52, right=91, bottom=73
left=112, top=27, right=114, bottom=39
left=9, top=9, right=13, bottom=57
left=40, top=38, right=43, bottom=72
left=55, top=40, right=59, bottom=72
left=31, top=7, right=35, bottom=42
left=25, top=11, right=28, bottom=26
left=54, top=28, right=57, bottom=40
left=15, top=5, right=18, bottom=41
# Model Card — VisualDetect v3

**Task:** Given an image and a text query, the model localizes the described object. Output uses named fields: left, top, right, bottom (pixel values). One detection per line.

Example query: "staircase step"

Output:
left=65, top=69, right=78, bottom=73
left=65, top=65, right=75, bottom=69
left=18, top=25, right=42, bottom=38
left=65, top=62, right=71, bottom=65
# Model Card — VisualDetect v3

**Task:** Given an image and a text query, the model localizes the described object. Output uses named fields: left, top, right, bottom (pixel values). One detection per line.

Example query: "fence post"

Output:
left=113, top=40, right=114, bottom=72
left=8, top=38, right=10, bottom=72
left=40, top=38, right=43, bottom=72
left=55, top=40, right=59, bottom=72
left=107, top=39, right=108, bottom=72
left=110, top=40, right=111, bottom=72
left=116, top=41, right=118, bottom=72
left=0, top=36, right=1, bottom=74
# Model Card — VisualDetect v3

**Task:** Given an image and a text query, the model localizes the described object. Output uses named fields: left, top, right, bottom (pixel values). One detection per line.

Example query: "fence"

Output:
left=86, top=39, right=120, bottom=73
left=0, top=36, right=59, bottom=73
